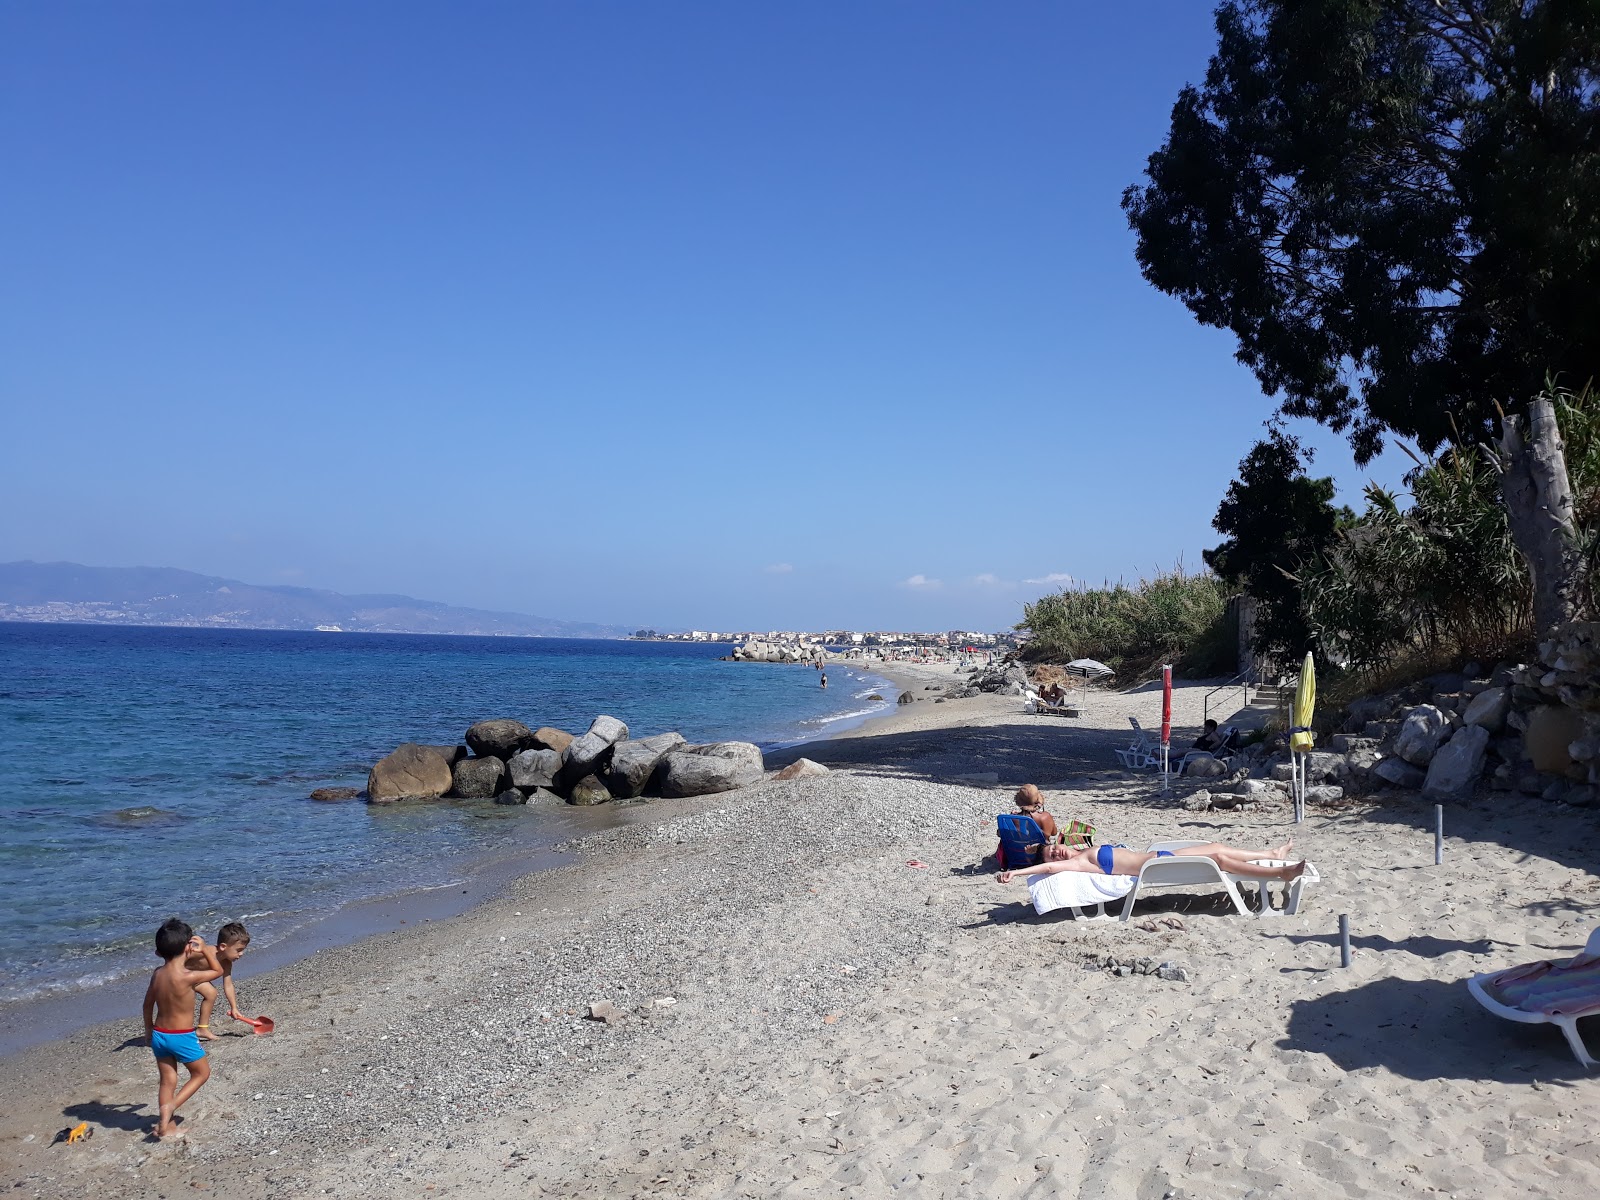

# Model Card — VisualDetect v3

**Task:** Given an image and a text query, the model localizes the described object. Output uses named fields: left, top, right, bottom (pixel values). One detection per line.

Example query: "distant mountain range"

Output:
left=0, top=561, right=633, bottom=639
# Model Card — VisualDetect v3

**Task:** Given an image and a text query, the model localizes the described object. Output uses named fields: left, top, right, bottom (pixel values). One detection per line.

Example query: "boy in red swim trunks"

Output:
left=142, top=917, right=223, bottom=1138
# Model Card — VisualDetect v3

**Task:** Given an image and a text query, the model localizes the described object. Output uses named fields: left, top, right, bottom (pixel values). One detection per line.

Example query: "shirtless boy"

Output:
left=142, top=918, right=223, bottom=1138
left=189, top=922, right=251, bottom=1040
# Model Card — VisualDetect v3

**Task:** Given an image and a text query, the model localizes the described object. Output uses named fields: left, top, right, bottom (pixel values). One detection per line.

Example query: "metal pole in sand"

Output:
left=1339, top=914, right=1352, bottom=967
left=1434, top=804, right=1444, bottom=865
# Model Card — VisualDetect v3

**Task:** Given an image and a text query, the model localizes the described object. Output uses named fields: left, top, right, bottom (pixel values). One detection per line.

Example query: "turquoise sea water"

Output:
left=0, top=623, right=894, bottom=1006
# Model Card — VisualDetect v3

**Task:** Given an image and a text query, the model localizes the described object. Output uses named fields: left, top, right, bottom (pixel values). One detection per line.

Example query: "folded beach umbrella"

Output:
left=1290, top=651, right=1316, bottom=821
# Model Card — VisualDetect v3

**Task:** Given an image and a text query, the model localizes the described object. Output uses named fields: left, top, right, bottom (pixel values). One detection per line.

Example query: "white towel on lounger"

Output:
left=1027, top=870, right=1136, bottom=915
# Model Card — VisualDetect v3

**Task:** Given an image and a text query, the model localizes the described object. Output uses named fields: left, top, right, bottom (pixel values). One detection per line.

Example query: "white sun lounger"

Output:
left=1467, top=927, right=1600, bottom=1068
left=1118, top=842, right=1319, bottom=921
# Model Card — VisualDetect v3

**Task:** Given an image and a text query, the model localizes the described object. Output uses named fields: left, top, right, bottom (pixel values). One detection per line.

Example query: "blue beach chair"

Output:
left=996, top=814, right=1047, bottom=869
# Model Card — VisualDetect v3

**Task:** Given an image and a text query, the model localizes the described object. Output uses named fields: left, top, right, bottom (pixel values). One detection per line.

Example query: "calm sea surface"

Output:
left=0, top=624, right=894, bottom=1006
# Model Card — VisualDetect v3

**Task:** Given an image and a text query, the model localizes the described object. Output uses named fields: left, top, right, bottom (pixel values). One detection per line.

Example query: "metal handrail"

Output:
left=1202, top=668, right=1255, bottom=723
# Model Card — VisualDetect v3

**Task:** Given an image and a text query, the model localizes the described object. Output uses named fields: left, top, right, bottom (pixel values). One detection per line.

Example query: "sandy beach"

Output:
left=5, top=666, right=1599, bottom=1199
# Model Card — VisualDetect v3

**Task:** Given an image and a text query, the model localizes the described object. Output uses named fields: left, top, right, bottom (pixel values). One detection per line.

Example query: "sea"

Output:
left=0, top=623, right=896, bottom=1016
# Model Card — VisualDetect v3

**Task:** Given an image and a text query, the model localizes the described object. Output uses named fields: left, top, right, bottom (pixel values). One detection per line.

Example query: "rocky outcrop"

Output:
left=508, top=748, right=563, bottom=791
left=773, top=757, right=829, bottom=780
left=367, top=744, right=455, bottom=803
left=452, top=755, right=506, bottom=799
left=1372, top=757, right=1425, bottom=789
left=659, top=751, right=762, bottom=798
left=560, top=732, right=617, bottom=786
left=465, top=719, right=536, bottom=760
left=605, top=732, right=686, bottom=798
left=493, top=789, right=526, bottom=806
left=422, top=744, right=468, bottom=765
left=732, top=639, right=817, bottom=663
left=1423, top=725, right=1489, bottom=798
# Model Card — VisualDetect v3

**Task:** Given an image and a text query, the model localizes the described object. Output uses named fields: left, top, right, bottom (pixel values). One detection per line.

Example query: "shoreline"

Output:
left=0, top=653, right=911, bottom=1054
left=4, top=676, right=1599, bottom=1196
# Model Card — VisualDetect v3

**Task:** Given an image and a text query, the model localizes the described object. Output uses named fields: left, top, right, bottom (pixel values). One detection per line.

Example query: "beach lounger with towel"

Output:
left=1027, top=870, right=1134, bottom=919
left=1116, top=841, right=1319, bottom=922
left=1468, top=927, right=1600, bottom=1068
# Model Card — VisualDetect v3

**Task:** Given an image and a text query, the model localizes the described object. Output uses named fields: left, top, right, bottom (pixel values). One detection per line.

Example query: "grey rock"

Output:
left=1183, top=755, right=1227, bottom=779
left=658, top=751, right=762, bottom=798
left=689, top=741, right=764, bottom=773
left=1156, top=963, right=1190, bottom=983
left=587, top=714, right=630, bottom=746
left=1394, top=706, right=1450, bottom=766
left=367, top=743, right=454, bottom=803
left=604, top=732, right=687, bottom=798
left=773, top=757, right=830, bottom=781
left=309, top=786, right=362, bottom=802
left=568, top=774, right=613, bottom=806
left=464, top=719, right=536, bottom=760
left=524, top=786, right=564, bottom=806
left=451, top=755, right=506, bottom=799
left=561, top=731, right=617, bottom=783
left=508, top=748, right=563, bottom=791
left=1372, top=757, right=1426, bottom=789
left=897, top=692, right=915, bottom=705
left=1344, top=748, right=1384, bottom=783
left=1423, top=725, right=1490, bottom=798
left=1364, top=720, right=1400, bottom=741
left=493, top=789, right=525, bottom=806
left=1181, top=791, right=1212, bottom=812
left=1304, top=751, right=1345, bottom=783
left=1304, top=784, right=1345, bottom=805
left=1462, top=687, right=1510, bottom=732
left=1269, top=762, right=1295, bottom=782
left=586, top=1000, right=622, bottom=1025
left=1330, top=734, right=1379, bottom=754
left=421, top=744, right=468, bottom=766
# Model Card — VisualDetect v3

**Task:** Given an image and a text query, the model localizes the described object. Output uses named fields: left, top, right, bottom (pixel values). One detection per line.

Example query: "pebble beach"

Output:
left=5, top=665, right=1599, bottom=1199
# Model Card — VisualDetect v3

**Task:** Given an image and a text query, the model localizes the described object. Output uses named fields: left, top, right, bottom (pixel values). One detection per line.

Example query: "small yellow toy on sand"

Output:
left=55, top=1123, right=93, bottom=1145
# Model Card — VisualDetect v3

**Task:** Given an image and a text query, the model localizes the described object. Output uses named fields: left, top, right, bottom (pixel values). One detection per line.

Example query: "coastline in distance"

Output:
left=0, top=560, right=632, bottom=638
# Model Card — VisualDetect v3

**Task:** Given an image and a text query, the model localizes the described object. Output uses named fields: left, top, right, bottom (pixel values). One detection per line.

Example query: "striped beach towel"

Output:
left=1487, top=953, right=1600, bottom=1018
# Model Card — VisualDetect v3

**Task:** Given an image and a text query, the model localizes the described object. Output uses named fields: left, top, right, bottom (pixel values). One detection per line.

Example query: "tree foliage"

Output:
left=1124, top=0, right=1600, bottom=463
left=1019, top=565, right=1234, bottom=679
left=1204, top=427, right=1351, bottom=661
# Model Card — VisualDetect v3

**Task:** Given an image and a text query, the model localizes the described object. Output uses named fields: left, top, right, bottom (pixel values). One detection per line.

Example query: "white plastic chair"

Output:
left=1114, top=717, right=1161, bottom=769
left=1468, top=927, right=1600, bottom=1068
left=1118, top=851, right=1251, bottom=922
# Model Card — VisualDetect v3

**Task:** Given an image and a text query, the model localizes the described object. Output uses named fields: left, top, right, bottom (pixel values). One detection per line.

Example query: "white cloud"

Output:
left=970, top=573, right=1009, bottom=587
left=900, top=573, right=943, bottom=590
left=1024, top=572, right=1075, bottom=587
left=764, top=563, right=794, bottom=574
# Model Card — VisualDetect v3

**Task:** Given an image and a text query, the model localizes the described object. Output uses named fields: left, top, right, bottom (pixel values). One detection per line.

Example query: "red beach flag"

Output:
left=1161, top=665, right=1172, bottom=748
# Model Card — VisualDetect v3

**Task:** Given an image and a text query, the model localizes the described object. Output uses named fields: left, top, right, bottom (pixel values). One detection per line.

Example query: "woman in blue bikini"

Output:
left=996, top=837, right=1305, bottom=884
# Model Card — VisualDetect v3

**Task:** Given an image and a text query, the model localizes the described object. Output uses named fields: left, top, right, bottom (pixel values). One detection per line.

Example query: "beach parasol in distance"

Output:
left=1065, top=659, right=1114, bottom=679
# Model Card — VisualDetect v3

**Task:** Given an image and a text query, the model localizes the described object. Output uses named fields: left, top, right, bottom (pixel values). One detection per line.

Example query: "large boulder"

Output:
left=422, top=744, right=468, bottom=765
left=561, top=732, right=617, bottom=785
left=605, top=732, right=687, bottom=798
left=465, top=719, right=536, bottom=760
left=452, top=755, right=506, bottom=799
left=1423, top=726, right=1490, bottom=798
left=1183, top=755, right=1228, bottom=779
left=1303, top=752, right=1346, bottom=784
left=1394, top=706, right=1451, bottom=766
left=689, top=741, right=764, bottom=773
left=1462, top=687, right=1511, bottom=732
left=532, top=727, right=575, bottom=754
left=493, top=789, right=526, bottom=806
left=587, top=715, right=630, bottom=746
left=773, top=757, right=830, bottom=781
left=1344, top=748, right=1384, bottom=787
left=568, top=774, right=613, bottom=806
left=367, top=744, right=454, bottom=803
left=1525, top=705, right=1587, bottom=774
left=658, top=751, right=762, bottom=798
left=507, top=748, right=563, bottom=791
left=1372, top=757, right=1425, bottom=789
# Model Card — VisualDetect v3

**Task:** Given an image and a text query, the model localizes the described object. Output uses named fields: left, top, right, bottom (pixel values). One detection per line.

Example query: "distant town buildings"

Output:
left=630, top=628, right=1017, bottom=649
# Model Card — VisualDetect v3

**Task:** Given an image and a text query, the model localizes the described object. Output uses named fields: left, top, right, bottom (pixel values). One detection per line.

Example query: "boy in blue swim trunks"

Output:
left=142, top=917, right=224, bottom=1139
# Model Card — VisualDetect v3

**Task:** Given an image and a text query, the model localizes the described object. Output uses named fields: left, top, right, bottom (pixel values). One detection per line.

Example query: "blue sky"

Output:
left=0, top=2, right=1406, bottom=632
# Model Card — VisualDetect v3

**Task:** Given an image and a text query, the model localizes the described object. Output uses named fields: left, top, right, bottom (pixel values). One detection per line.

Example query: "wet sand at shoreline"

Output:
left=5, top=667, right=1599, bottom=1198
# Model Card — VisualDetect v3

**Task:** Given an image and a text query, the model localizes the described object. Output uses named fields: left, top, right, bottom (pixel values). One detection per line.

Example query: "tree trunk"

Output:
left=1498, top=396, right=1581, bottom=641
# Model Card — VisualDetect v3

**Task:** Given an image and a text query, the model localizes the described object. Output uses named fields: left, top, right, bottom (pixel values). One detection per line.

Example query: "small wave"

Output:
left=802, top=705, right=886, bottom=727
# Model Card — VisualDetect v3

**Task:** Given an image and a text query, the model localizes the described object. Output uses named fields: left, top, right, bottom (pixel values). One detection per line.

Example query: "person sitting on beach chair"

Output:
left=1037, top=682, right=1067, bottom=710
left=995, top=838, right=1306, bottom=885
left=1012, top=784, right=1059, bottom=843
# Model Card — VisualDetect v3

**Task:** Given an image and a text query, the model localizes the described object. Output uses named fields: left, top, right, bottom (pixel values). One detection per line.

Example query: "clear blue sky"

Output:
left=0, top=2, right=1406, bottom=632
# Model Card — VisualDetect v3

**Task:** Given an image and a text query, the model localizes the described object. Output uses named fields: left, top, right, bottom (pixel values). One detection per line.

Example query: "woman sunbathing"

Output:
left=996, top=838, right=1306, bottom=884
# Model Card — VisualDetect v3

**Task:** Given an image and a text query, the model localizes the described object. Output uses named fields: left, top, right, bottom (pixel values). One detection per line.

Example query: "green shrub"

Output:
left=1020, top=565, right=1234, bottom=680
